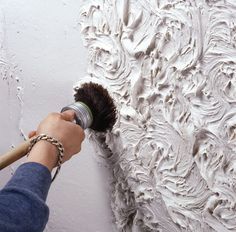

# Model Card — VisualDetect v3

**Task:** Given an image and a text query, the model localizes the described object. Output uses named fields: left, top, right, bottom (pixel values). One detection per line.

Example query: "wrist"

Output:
left=26, top=140, right=58, bottom=171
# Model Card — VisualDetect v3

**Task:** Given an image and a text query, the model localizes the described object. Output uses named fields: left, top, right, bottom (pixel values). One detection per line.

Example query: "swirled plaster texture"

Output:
left=80, top=0, right=236, bottom=231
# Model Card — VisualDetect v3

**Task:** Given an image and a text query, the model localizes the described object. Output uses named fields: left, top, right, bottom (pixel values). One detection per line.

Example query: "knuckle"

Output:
left=48, top=112, right=57, bottom=118
left=48, top=112, right=61, bottom=120
left=76, top=125, right=85, bottom=140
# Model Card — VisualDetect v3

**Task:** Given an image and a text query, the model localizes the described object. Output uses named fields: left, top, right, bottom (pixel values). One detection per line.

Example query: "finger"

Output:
left=61, top=110, right=75, bottom=122
left=28, top=130, right=36, bottom=138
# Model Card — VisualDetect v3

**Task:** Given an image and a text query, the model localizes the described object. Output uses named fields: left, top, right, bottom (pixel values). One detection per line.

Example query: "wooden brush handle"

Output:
left=0, top=140, right=31, bottom=170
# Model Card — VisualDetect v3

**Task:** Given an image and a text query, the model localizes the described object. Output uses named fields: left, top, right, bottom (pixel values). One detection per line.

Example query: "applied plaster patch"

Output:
left=80, top=0, right=236, bottom=231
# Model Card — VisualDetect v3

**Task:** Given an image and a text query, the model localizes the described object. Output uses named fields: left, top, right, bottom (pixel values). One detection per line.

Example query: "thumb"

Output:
left=61, top=110, right=75, bottom=122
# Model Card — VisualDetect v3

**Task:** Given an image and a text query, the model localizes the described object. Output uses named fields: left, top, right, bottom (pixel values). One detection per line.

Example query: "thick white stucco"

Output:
left=80, top=0, right=236, bottom=231
left=0, top=0, right=115, bottom=231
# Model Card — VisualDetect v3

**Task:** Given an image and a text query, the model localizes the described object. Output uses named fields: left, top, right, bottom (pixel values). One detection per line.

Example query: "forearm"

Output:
left=0, top=162, right=51, bottom=232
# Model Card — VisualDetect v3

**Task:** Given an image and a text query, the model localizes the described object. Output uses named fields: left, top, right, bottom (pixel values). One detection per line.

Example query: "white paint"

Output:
left=0, top=0, right=116, bottom=231
left=80, top=0, right=236, bottom=231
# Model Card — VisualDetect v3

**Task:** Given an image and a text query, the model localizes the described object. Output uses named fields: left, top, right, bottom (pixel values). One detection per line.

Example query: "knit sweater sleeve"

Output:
left=0, top=162, right=51, bottom=232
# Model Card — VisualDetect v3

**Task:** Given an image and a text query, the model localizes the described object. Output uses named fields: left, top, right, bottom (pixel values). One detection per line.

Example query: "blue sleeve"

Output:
left=0, top=162, right=52, bottom=232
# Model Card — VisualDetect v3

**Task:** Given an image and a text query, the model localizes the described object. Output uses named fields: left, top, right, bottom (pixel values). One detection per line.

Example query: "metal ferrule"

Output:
left=61, top=102, right=93, bottom=129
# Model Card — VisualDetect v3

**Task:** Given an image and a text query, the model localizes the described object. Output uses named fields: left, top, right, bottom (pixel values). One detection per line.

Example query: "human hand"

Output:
left=27, top=110, right=85, bottom=170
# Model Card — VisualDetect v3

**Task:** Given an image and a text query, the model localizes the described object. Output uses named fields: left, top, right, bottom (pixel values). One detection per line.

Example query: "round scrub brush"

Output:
left=62, top=82, right=117, bottom=132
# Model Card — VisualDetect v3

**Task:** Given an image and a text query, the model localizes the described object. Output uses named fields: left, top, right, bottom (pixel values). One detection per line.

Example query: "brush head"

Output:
left=74, top=82, right=117, bottom=132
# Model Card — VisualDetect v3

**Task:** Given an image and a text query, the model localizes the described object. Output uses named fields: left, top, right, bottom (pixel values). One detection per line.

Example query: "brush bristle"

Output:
left=74, top=82, right=117, bottom=132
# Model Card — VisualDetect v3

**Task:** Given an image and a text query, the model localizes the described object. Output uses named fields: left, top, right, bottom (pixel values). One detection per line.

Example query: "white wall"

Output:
left=0, top=0, right=115, bottom=231
left=78, top=0, right=236, bottom=231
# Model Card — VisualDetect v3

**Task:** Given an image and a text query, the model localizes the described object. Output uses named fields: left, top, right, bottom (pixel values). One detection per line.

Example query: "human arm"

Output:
left=0, top=111, right=85, bottom=232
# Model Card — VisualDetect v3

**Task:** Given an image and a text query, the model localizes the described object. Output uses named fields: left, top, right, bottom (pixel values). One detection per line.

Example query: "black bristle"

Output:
left=74, top=82, right=117, bottom=132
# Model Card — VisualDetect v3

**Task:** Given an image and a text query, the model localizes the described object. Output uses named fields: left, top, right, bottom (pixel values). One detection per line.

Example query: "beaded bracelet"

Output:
left=28, top=134, right=64, bottom=182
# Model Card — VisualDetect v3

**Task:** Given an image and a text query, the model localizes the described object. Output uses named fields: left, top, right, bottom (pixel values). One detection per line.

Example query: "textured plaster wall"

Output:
left=0, top=1, right=115, bottom=231
left=80, top=0, right=236, bottom=231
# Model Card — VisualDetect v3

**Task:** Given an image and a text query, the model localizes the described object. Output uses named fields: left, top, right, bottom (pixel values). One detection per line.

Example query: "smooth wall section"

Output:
left=0, top=1, right=115, bottom=231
